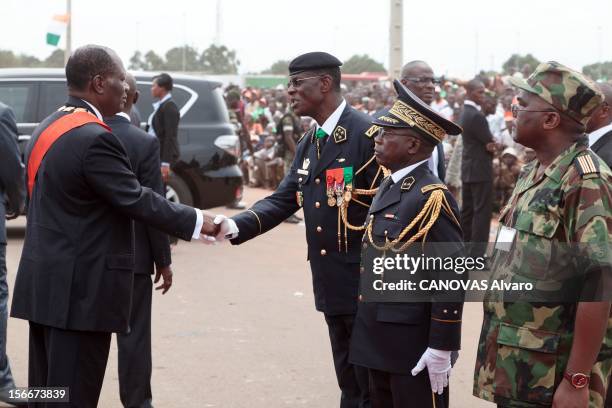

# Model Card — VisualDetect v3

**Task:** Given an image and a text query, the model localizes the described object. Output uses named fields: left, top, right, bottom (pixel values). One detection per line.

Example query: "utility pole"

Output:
left=388, top=0, right=403, bottom=79
left=214, top=0, right=222, bottom=46
left=64, top=0, right=72, bottom=65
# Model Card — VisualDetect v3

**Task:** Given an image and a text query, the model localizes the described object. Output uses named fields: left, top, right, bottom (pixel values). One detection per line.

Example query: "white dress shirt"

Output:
left=391, top=159, right=429, bottom=183
left=463, top=100, right=481, bottom=111
left=81, top=99, right=103, bottom=120
left=589, top=122, right=612, bottom=147
left=147, top=93, right=172, bottom=137
left=316, top=99, right=347, bottom=136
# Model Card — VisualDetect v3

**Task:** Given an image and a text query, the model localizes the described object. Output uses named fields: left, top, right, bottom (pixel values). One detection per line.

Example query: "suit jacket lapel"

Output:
left=591, top=130, right=612, bottom=154
left=370, top=177, right=402, bottom=213
left=312, top=105, right=351, bottom=177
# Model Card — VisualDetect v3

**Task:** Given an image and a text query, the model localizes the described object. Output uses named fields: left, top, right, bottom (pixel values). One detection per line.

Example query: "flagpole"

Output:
left=64, top=0, right=72, bottom=65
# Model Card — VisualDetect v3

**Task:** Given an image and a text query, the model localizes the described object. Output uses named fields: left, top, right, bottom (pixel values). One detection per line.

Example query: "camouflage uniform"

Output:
left=473, top=62, right=612, bottom=408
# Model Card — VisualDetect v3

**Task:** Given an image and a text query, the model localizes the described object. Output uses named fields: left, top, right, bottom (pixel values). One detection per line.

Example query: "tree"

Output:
left=165, top=45, right=201, bottom=71
left=583, top=61, right=612, bottom=81
left=261, top=60, right=289, bottom=75
left=342, top=54, right=386, bottom=74
left=42, top=49, right=64, bottom=67
left=501, top=53, right=540, bottom=75
left=128, top=51, right=147, bottom=70
left=200, top=45, right=240, bottom=74
left=143, top=50, right=165, bottom=71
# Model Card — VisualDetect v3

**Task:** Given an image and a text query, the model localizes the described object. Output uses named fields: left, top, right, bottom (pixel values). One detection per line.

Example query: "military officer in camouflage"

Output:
left=473, top=62, right=612, bottom=408
left=349, top=80, right=464, bottom=408
left=214, top=52, right=384, bottom=408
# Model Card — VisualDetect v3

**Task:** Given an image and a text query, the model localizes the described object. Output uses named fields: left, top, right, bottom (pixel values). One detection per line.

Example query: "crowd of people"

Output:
left=224, top=68, right=535, bottom=212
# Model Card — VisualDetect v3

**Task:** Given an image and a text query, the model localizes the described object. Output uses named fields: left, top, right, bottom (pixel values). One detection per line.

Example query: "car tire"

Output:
left=166, top=173, right=194, bottom=206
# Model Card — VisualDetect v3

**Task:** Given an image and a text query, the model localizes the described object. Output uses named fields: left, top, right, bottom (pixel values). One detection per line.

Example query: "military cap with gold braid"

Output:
left=366, top=80, right=463, bottom=248
left=372, top=79, right=462, bottom=143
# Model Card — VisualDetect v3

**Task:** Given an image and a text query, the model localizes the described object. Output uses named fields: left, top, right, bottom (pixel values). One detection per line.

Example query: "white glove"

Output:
left=212, top=215, right=238, bottom=243
left=411, top=347, right=452, bottom=395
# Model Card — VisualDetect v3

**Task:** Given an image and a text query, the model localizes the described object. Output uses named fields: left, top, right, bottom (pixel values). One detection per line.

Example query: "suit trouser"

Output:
left=0, top=243, right=14, bottom=390
left=461, top=181, right=493, bottom=257
left=117, top=274, right=153, bottom=408
left=324, top=314, right=370, bottom=408
left=28, top=322, right=111, bottom=408
left=369, top=368, right=448, bottom=408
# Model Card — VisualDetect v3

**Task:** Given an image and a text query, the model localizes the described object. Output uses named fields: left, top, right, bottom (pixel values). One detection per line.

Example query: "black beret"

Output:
left=288, top=52, right=342, bottom=75
left=372, top=80, right=462, bottom=145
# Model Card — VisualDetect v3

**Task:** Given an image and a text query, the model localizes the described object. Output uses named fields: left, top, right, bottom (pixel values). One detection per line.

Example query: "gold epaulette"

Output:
left=421, top=184, right=448, bottom=194
left=366, top=183, right=459, bottom=251
left=574, top=152, right=599, bottom=178
left=365, top=124, right=381, bottom=138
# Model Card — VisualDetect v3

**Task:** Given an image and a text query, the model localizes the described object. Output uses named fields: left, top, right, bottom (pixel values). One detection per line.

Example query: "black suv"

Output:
left=0, top=68, right=243, bottom=209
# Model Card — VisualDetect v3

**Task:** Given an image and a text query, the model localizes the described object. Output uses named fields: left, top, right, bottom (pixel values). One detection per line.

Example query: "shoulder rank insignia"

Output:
left=401, top=176, right=415, bottom=191
left=421, top=184, right=448, bottom=194
left=333, top=126, right=347, bottom=143
left=365, top=124, right=381, bottom=138
left=574, top=153, right=599, bottom=177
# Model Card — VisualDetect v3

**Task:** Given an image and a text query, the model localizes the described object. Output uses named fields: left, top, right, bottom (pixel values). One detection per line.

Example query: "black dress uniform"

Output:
left=349, top=81, right=464, bottom=408
left=230, top=53, right=383, bottom=408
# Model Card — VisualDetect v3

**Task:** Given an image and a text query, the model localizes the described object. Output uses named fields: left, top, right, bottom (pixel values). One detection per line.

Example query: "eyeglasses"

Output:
left=286, top=75, right=323, bottom=89
left=374, top=128, right=410, bottom=138
left=511, top=104, right=556, bottom=118
left=403, top=77, right=441, bottom=85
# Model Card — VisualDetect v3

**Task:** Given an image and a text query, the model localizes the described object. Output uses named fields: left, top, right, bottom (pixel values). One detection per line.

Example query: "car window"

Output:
left=0, top=83, right=36, bottom=122
left=135, top=83, right=189, bottom=122
left=39, top=81, right=68, bottom=121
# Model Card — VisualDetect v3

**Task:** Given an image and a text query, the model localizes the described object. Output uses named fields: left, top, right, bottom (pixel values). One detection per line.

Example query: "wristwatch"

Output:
left=563, top=371, right=590, bottom=389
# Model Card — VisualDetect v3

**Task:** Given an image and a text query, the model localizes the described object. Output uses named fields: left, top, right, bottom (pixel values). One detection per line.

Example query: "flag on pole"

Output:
left=46, top=14, right=70, bottom=46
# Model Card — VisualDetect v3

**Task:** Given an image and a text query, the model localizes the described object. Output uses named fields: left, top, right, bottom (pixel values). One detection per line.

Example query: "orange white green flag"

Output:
left=46, top=14, right=70, bottom=46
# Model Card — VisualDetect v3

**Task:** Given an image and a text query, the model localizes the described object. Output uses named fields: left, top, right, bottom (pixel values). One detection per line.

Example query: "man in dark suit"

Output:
left=458, top=79, right=495, bottom=258
left=213, top=52, right=384, bottom=408
left=147, top=73, right=180, bottom=184
left=10, top=45, right=217, bottom=408
left=586, top=82, right=612, bottom=408
left=400, top=61, right=446, bottom=181
left=349, top=80, right=464, bottom=408
left=587, top=82, right=612, bottom=166
left=0, top=102, right=25, bottom=406
left=105, top=73, right=171, bottom=408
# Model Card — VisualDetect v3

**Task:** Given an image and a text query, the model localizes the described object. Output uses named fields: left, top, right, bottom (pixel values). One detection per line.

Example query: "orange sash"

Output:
left=27, top=111, right=110, bottom=196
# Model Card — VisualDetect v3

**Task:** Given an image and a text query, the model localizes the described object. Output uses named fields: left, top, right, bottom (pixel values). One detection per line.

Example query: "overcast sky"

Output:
left=2, top=0, right=609, bottom=78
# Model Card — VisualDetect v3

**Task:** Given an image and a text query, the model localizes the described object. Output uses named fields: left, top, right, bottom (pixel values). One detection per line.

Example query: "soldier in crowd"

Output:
left=213, top=51, right=384, bottom=408
left=492, top=147, right=521, bottom=211
left=349, top=80, right=464, bottom=408
left=473, top=62, right=612, bottom=408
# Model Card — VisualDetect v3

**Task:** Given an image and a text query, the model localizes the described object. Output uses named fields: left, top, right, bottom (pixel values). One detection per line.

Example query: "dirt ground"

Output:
left=3, top=187, right=494, bottom=407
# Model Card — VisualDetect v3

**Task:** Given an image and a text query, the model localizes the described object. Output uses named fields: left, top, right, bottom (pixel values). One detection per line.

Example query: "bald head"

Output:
left=122, top=73, right=139, bottom=114
left=400, top=60, right=435, bottom=104
left=586, top=82, right=612, bottom=133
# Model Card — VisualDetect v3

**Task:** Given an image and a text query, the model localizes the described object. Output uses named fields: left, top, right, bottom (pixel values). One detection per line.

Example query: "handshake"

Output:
left=199, top=211, right=236, bottom=244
